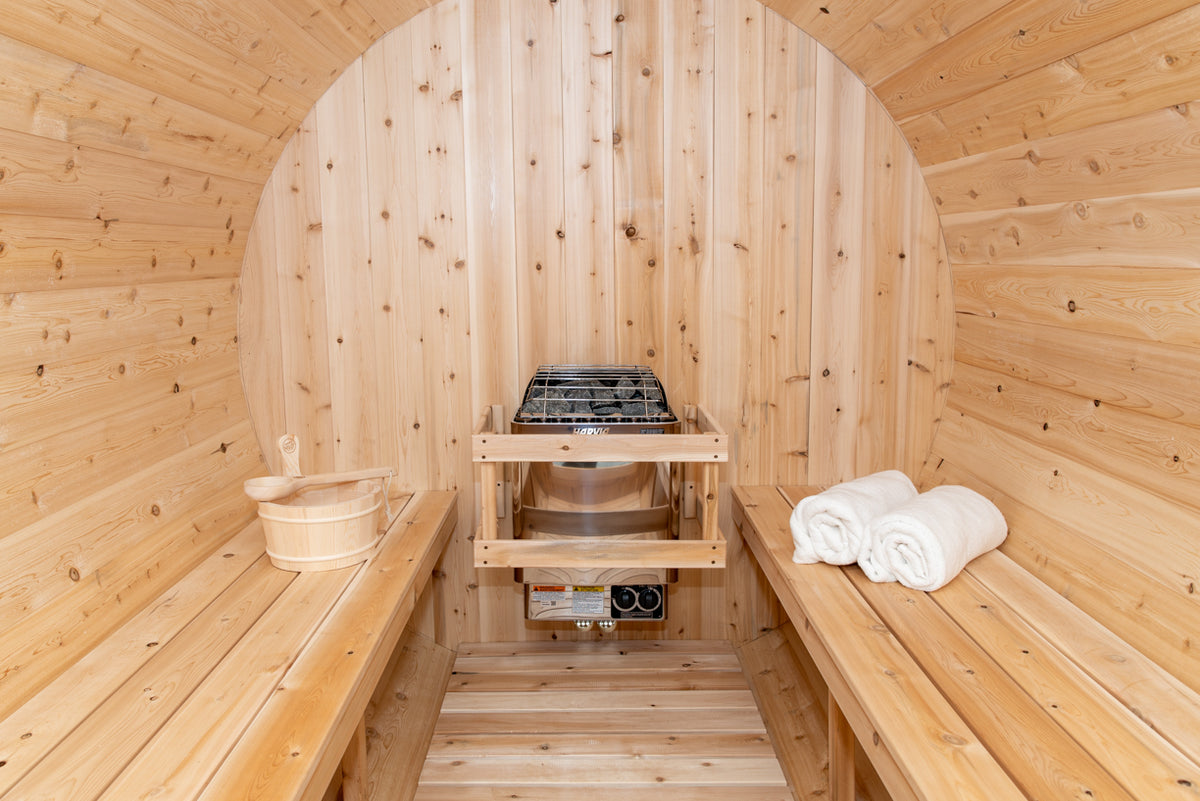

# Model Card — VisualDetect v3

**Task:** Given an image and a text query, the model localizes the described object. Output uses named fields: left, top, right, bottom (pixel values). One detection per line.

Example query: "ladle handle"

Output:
left=245, top=467, right=394, bottom=502
left=279, top=434, right=302, bottom=478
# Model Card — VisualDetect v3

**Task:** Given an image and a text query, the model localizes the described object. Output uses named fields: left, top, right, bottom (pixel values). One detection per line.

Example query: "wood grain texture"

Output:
left=364, top=628, right=456, bottom=801
left=903, top=4, right=1200, bottom=166
left=737, top=628, right=829, bottom=800
left=239, top=0, right=950, bottom=645
left=420, top=640, right=787, bottom=795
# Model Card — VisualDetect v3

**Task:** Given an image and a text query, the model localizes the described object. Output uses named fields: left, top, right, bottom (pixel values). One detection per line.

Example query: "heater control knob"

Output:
left=613, top=586, right=638, bottom=612
left=637, top=586, right=662, bottom=612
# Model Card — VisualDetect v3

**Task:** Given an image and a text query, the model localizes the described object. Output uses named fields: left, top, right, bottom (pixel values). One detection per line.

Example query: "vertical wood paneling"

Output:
left=761, top=12, right=814, bottom=485
left=238, top=1, right=950, bottom=644
left=710, top=0, right=764, bottom=483
left=613, top=0, right=665, bottom=371
left=661, top=0, right=714, bottom=413
left=409, top=0, right=478, bottom=644
left=364, top=25, right=426, bottom=491
left=269, top=124, right=336, bottom=475
left=856, top=112, right=903, bottom=473
left=663, top=0, right=723, bottom=640
left=461, top=0, right=523, bottom=642
left=315, top=62, right=380, bottom=473
left=807, top=45, right=867, bottom=484
left=511, top=0, right=567, bottom=377
left=561, top=0, right=617, bottom=363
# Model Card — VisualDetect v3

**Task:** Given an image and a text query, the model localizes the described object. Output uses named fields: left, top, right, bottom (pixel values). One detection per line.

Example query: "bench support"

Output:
left=829, top=692, right=855, bottom=801
left=340, top=716, right=369, bottom=801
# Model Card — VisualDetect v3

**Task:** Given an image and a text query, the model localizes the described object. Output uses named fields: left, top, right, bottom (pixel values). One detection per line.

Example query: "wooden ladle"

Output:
left=244, top=467, right=394, bottom=502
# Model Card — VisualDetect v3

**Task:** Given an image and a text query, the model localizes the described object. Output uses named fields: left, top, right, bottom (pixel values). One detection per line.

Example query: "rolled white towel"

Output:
left=861, top=485, right=1007, bottom=591
left=790, top=471, right=918, bottom=565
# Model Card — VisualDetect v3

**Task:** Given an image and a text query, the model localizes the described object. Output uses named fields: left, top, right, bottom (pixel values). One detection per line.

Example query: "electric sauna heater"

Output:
left=513, top=365, right=676, bottom=628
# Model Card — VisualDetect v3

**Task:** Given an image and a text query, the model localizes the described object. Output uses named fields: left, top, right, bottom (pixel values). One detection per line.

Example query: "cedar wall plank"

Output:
left=0, top=128, right=258, bottom=230
left=239, top=1, right=950, bottom=645
left=613, top=0, right=665, bottom=372
left=954, top=313, right=1200, bottom=428
left=3, top=278, right=239, bottom=373
left=761, top=13, right=812, bottom=485
left=562, top=0, right=617, bottom=364
left=0, top=32, right=274, bottom=182
left=0, top=214, right=246, bottom=294
left=661, top=0, right=714, bottom=414
left=409, top=0, right=478, bottom=645
left=941, top=189, right=1200, bottom=269
left=0, top=322, right=238, bottom=452
left=711, top=0, right=765, bottom=485
left=511, top=0, right=567, bottom=377
left=0, top=0, right=308, bottom=138
left=903, top=3, right=1200, bottom=166
left=834, top=0, right=1013, bottom=87
left=460, top=0, right=522, bottom=643
left=807, top=43, right=867, bottom=484
left=876, top=0, right=1196, bottom=123
left=954, top=263, right=1200, bottom=349
left=924, top=101, right=1200, bottom=215
left=134, top=0, right=346, bottom=93
left=314, top=59, right=380, bottom=474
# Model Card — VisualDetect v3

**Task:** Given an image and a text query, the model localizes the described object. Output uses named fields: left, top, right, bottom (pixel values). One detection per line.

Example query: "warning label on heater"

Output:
left=530, top=586, right=568, bottom=607
left=571, top=586, right=605, bottom=615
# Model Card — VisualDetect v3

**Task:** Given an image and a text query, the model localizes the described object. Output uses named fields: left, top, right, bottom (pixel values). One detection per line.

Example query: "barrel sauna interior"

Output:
left=3, top=0, right=1199, bottom=797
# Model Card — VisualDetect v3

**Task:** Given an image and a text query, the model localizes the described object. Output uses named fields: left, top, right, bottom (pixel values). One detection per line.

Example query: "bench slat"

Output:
left=967, top=551, right=1200, bottom=768
left=733, top=486, right=1026, bottom=801
left=0, top=521, right=266, bottom=796
left=97, top=565, right=360, bottom=800
left=198, top=490, right=457, bottom=801
left=5, top=556, right=295, bottom=801
left=935, top=569, right=1200, bottom=799
left=850, top=573, right=1139, bottom=801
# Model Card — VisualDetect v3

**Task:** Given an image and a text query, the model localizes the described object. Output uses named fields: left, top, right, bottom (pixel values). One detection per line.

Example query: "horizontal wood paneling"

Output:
left=893, top=0, right=1200, bottom=696
left=941, top=189, right=1200, bottom=269
left=923, top=101, right=1200, bottom=215
left=875, top=0, right=1195, bottom=123
left=240, top=0, right=951, bottom=644
left=0, top=32, right=276, bottom=183
left=0, top=215, right=247, bottom=293
left=900, top=3, right=1200, bottom=166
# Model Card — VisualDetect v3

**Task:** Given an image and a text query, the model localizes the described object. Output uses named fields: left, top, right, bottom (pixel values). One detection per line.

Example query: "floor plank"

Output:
left=421, top=640, right=796, bottom=798
left=415, top=786, right=794, bottom=801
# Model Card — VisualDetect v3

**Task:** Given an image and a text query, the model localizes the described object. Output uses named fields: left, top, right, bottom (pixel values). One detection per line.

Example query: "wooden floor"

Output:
left=413, top=639, right=795, bottom=800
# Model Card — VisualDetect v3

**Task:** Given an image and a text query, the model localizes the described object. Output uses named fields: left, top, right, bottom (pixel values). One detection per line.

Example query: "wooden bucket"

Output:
left=257, top=479, right=384, bottom=571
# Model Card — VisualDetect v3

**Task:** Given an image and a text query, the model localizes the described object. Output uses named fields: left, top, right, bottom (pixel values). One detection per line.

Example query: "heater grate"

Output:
left=513, top=365, right=677, bottom=426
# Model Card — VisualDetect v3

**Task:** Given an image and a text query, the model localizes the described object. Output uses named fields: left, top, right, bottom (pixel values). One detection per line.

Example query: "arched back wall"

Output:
left=238, top=0, right=952, bottom=642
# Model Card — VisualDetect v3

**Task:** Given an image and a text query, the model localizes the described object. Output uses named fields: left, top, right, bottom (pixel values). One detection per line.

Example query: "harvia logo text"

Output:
left=573, top=426, right=610, bottom=435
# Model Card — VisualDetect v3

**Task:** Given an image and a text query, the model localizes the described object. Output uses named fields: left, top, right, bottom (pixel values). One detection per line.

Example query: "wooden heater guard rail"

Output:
left=472, top=404, right=728, bottom=570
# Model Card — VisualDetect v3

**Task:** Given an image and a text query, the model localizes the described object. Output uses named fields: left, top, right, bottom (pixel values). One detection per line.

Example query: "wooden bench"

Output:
left=733, top=485, right=1200, bottom=801
left=0, top=489, right=457, bottom=801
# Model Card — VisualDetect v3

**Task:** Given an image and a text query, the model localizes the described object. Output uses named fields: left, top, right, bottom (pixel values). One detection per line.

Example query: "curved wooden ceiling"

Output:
left=6, top=1, right=1194, bottom=178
